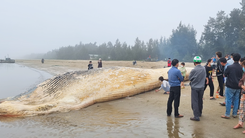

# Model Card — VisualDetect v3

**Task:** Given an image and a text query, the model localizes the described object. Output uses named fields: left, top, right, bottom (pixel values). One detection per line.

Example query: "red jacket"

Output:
left=167, top=60, right=171, bottom=67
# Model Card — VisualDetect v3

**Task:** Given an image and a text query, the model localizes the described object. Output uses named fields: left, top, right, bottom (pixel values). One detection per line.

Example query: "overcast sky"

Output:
left=0, top=0, right=242, bottom=58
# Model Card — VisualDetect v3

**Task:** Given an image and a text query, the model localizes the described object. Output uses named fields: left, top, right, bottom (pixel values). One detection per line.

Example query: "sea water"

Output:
left=0, top=63, right=53, bottom=99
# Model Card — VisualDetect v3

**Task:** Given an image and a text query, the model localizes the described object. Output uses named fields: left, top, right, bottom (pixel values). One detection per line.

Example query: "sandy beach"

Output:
left=1, top=59, right=243, bottom=138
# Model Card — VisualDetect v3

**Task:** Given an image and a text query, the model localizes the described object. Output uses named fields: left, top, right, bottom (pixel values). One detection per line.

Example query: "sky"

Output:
left=0, top=0, right=242, bottom=58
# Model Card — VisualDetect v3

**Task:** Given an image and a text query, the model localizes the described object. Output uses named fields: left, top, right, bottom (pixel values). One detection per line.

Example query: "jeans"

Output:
left=225, top=87, right=240, bottom=117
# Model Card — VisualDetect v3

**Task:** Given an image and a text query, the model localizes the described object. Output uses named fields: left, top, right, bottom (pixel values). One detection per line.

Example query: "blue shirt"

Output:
left=168, top=66, right=184, bottom=87
left=224, top=63, right=230, bottom=71
left=227, top=59, right=234, bottom=65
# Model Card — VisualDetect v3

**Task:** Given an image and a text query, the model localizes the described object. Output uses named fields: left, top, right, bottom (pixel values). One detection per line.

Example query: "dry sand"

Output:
left=1, top=59, right=243, bottom=138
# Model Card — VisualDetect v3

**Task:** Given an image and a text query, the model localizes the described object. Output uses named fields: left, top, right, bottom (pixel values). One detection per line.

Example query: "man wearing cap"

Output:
left=189, top=56, right=206, bottom=121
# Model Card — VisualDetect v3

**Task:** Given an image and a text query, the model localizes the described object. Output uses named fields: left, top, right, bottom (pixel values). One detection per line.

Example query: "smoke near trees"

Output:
left=27, top=24, right=198, bottom=61
left=26, top=1, right=245, bottom=61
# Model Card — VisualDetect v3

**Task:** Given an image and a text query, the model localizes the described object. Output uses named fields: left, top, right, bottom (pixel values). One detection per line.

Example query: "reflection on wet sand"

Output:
left=167, top=117, right=185, bottom=138
left=0, top=102, right=144, bottom=137
left=1, top=86, right=245, bottom=138
left=191, top=121, right=205, bottom=138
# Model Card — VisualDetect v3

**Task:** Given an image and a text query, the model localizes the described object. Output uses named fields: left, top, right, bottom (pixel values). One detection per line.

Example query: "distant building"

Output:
left=89, top=54, right=99, bottom=60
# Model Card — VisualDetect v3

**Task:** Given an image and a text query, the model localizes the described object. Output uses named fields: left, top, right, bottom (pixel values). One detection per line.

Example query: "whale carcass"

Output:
left=0, top=67, right=192, bottom=117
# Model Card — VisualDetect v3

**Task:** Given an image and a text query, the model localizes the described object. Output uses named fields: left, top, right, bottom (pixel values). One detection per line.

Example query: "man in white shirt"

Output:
left=227, top=53, right=234, bottom=65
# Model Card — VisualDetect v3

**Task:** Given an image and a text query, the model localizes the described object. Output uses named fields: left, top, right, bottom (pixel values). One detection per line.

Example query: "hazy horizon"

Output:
left=0, top=0, right=241, bottom=59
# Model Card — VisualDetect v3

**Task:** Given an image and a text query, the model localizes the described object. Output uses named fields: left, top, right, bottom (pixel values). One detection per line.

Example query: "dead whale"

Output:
left=0, top=67, right=192, bottom=117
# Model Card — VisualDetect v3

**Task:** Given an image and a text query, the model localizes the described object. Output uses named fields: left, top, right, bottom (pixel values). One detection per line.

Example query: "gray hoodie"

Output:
left=189, top=64, right=206, bottom=89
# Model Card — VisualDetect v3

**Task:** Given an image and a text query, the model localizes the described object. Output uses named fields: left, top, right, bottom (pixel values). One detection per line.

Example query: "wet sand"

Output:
left=0, top=59, right=243, bottom=137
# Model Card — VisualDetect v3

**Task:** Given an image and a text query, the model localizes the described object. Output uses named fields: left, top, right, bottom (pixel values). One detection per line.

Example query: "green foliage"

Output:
left=200, top=2, right=245, bottom=59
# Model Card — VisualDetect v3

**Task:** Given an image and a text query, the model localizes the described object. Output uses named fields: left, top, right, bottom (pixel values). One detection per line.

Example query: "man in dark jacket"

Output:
left=98, top=58, right=102, bottom=68
left=216, top=51, right=224, bottom=97
left=88, top=61, right=93, bottom=70
left=221, top=53, right=243, bottom=119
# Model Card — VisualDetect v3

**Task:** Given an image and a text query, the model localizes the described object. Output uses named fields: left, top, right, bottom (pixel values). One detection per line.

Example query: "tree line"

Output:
left=28, top=1, right=245, bottom=62
left=200, top=1, right=245, bottom=59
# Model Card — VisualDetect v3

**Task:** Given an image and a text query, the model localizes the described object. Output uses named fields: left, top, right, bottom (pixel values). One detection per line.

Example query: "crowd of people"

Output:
left=87, top=54, right=245, bottom=133
left=156, top=52, right=245, bottom=134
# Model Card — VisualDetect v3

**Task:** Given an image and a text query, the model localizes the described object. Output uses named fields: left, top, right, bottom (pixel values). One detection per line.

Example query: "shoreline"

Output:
left=0, top=63, right=52, bottom=100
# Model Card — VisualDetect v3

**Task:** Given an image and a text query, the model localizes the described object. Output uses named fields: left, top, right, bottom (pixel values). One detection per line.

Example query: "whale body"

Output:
left=0, top=67, right=192, bottom=117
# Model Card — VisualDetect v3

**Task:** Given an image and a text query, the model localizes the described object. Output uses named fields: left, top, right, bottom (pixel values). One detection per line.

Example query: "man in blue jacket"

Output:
left=167, top=59, right=184, bottom=118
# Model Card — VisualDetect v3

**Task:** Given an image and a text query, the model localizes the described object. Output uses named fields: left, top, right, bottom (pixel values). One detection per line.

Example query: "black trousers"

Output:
left=204, top=78, right=214, bottom=97
left=217, top=75, right=224, bottom=96
left=191, top=88, right=204, bottom=118
left=167, top=86, right=181, bottom=116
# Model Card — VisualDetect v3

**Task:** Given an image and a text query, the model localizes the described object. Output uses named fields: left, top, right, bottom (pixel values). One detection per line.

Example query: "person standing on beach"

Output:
left=88, top=61, right=93, bottom=70
left=221, top=53, right=243, bottom=119
left=166, top=59, right=184, bottom=118
left=225, top=55, right=229, bottom=60
left=204, top=59, right=215, bottom=100
left=219, top=58, right=230, bottom=106
left=238, top=57, right=245, bottom=109
left=212, top=56, right=217, bottom=69
left=98, top=58, right=102, bottom=68
left=189, top=56, right=206, bottom=121
left=233, top=60, right=245, bottom=134
left=133, top=60, right=137, bottom=65
left=222, top=57, right=245, bottom=107
left=167, top=58, right=172, bottom=67
left=227, top=53, right=234, bottom=65
left=216, top=52, right=224, bottom=97
left=179, top=62, right=187, bottom=89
